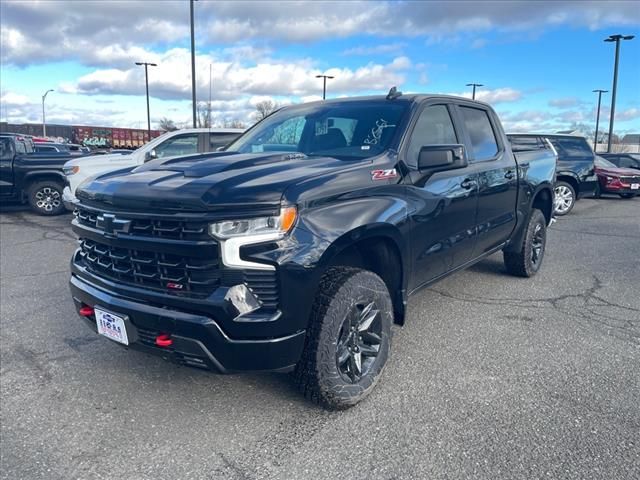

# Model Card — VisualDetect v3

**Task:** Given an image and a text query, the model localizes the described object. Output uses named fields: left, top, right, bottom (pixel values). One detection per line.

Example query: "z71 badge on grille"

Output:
left=371, top=169, right=398, bottom=180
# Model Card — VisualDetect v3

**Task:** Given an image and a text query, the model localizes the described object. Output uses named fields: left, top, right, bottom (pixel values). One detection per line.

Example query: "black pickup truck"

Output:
left=508, top=133, right=598, bottom=215
left=1, top=134, right=73, bottom=215
left=69, top=93, right=556, bottom=409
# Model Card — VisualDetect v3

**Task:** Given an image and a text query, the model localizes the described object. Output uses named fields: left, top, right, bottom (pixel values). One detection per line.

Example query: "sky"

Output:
left=1, top=0, right=639, bottom=135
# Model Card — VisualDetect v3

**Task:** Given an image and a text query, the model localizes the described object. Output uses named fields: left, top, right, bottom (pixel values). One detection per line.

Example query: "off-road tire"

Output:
left=294, top=267, right=393, bottom=410
left=27, top=180, right=66, bottom=216
left=503, top=209, right=547, bottom=278
left=553, top=181, right=576, bottom=216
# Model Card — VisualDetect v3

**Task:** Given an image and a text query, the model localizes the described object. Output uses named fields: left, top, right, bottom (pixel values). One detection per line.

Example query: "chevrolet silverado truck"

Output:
left=508, top=133, right=597, bottom=215
left=1, top=134, right=75, bottom=215
left=62, top=128, right=244, bottom=210
left=69, top=93, right=557, bottom=409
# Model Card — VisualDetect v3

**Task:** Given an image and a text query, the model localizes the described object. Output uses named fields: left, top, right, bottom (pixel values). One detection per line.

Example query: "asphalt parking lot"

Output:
left=1, top=197, right=639, bottom=480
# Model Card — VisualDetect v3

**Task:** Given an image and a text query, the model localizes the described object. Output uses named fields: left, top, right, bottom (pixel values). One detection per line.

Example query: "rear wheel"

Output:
left=503, top=209, right=547, bottom=278
left=619, top=193, right=635, bottom=199
left=27, top=181, right=65, bottom=216
left=554, top=181, right=576, bottom=216
left=294, top=267, right=392, bottom=410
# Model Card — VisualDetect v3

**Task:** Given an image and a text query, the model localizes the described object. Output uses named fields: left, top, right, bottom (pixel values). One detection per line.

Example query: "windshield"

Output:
left=227, top=101, right=409, bottom=160
left=595, top=156, right=617, bottom=168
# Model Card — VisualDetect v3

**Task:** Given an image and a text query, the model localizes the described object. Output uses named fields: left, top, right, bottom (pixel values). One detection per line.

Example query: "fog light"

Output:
left=225, top=284, right=261, bottom=317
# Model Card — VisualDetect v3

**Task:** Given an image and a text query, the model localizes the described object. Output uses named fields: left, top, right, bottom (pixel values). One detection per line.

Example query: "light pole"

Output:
left=604, top=34, right=635, bottom=152
left=592, top=89, right=608, bottom=153
left=135, top=62, right=158, bottom=141
left=315, top=74, right=335, bottom=100
left=41, top=89, right=54, bottom=137
left=466, top=83, right=483, bottom=100
left=190, top=0, right=198, bottom=128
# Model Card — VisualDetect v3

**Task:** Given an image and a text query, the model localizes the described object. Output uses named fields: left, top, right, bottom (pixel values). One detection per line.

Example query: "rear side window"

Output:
left=509, top=136, right=545, bottom=152
left=547, top=137, right=592, bottom=158
left=15, top=141, right=26, bottom=154
left=459, top=106, right=499, bottom=161
left=406, top=105, right=457, bottom=164
left=209, top=133, right=242, bottom=150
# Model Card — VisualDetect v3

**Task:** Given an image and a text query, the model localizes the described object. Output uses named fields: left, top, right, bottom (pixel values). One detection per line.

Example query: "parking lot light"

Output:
left=604, top=34, right=635, bottom=153
left=41, top=89, right=54, bottom=137
left=592, top=89, right=608, bottom=153
left=315, top=74, right=335, bottom=100
left=466, top=83, right=484, bottom=100
left=135, top=62, right=158, bottom=142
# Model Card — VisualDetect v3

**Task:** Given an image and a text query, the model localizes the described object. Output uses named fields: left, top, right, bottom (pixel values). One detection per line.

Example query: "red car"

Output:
left=594, top=156, right=640, bottom=198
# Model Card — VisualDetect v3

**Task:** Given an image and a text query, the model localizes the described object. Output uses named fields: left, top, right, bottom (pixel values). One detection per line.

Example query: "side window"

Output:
left=153, top=134, right=199, bottom=159
left=1, top=139, right=15, bottom=160
left=618, top=158, right=633, bottom=168
left=459, top=106, right=499, bottom=161
left=209, top=133, right=241, bottom=150
left=406, top=105, right=457, bottom=164
left=548, top=137, right=592, bottom=158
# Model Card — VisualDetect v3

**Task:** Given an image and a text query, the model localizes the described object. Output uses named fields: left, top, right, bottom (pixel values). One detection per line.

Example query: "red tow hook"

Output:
left=79, top=306, right=95, bottom=317
left=155, top=333, right=173, bottom=348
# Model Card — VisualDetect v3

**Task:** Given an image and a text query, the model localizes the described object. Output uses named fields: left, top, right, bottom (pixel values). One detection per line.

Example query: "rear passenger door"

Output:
left=404, top=103, right=479, bottom=289
left=455, top=104, right=518, bottom=257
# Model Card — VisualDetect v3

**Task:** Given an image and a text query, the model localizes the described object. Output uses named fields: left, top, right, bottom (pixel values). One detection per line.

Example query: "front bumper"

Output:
left=62, top=187, right=78, bottom=211
left=70, top=273, right=306, bottom=373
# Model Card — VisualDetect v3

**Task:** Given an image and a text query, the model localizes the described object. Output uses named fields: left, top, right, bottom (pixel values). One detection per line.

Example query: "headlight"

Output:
left=209, top=206, right=297, bottom=240
left=63, top=165, right=79, bottom=175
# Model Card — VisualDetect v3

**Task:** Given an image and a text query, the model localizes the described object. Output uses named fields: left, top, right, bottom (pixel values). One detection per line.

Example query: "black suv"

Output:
left=508, top=134, right=598, bottom=215
left=69, top=94, right=556, bottom=408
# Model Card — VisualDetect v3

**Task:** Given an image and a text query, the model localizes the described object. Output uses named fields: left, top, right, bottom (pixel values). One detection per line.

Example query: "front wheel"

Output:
left=27, top=181, right=66, bottom=216
left=619, top=193, right=636, bottom=199
left=294, top=267, right=393, bottom=410
left=503, top=209, right=547, bottom=278
left=553, top=181, right=576, bottom=216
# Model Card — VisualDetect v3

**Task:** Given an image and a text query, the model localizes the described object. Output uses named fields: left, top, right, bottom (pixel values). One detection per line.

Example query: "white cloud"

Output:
left=447, top=87, right=523, bottom=104
left=343, top=43, right=408, bottom=56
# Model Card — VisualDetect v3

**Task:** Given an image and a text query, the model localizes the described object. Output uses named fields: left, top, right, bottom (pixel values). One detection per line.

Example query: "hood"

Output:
left=595, top=165, right=640, bottom=177
left=76, top=151, right=356, bottom=214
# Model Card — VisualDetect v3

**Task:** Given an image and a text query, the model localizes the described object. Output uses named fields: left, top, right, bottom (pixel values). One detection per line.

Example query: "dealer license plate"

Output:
left=631, top=183, right=639, bottom=190
left=95, top=307, right=129, bottom=345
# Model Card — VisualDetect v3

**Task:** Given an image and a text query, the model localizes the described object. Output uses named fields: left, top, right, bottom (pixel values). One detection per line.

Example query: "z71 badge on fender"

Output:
left=371, top=168, right=398, bottom=180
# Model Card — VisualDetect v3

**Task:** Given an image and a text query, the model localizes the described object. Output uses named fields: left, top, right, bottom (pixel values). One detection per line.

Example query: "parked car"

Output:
left=0, top=135, right=72, bottom=215
left=62, top=128, right=244, bottom=209
left=508, top=134, right=597, bottom=215
left=600, top=153, right=640, bottom=171
left=593, top=156, right=640, bottom=198
left=69, top=93, right=557, bottom=409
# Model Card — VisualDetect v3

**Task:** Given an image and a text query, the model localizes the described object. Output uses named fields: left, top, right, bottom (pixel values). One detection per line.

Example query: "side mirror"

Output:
left=418, top=144, right=467, bottom=170
left=144, top=149, right=157, bottom=161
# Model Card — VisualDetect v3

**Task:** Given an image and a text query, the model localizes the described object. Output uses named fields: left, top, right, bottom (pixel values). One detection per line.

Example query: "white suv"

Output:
left=62, top=128, right=243, bottom=209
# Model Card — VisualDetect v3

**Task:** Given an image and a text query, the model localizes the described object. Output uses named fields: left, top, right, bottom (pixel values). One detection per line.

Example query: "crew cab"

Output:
left=69, top=93, right=556, bottom=409
left=508, top=134, right=598, bottom=215
left=62, top=128, right=244, bottom=209
left=0, top=134, right=79, bottom=214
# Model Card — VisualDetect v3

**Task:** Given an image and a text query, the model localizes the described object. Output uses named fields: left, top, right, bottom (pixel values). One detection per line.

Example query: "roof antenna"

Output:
left=386, top=86, right=402, bottom=100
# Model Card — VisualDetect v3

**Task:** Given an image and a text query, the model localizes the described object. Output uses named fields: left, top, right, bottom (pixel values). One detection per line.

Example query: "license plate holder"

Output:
left=95, top=307, right=129, bottom=345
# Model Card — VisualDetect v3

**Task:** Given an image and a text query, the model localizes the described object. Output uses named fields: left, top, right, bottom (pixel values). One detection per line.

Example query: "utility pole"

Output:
left=41, top=89, right=54, bottom=137
left=315, top=74, right=335, bottom=100
left=604, top=34, right=635, bottom=152
left=466, top=83, right=483, bottom=100
left=135, top=62, right=158, bottom=141
left=592, top=89, right=608, bottom=153
left=190, top=0, right=198, bottom=128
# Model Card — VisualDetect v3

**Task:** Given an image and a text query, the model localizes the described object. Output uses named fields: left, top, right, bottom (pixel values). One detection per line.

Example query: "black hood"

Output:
left=76, top=152, right=353, bottom=214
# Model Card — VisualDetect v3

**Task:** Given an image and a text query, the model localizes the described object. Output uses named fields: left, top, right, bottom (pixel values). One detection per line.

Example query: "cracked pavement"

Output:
left=1, top=197, right=639, bottom=479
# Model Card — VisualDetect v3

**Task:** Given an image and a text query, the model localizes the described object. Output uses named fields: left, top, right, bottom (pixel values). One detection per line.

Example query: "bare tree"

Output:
left=158, top=117, right=178, bottom=132
left=253, top=100, right=279, bottom=121
left=224, top=119, right=247, bottom=129
left=197, top=101, right=213, bottom=128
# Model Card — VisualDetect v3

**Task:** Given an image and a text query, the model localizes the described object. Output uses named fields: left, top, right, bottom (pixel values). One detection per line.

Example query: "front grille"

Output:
left=76, top=207, right=210, bottom=241
left=79, top=238, right=220, bottom=295
left=620, top=176, right=640, bottom=183
left=74, top=206, right=280, bottom=309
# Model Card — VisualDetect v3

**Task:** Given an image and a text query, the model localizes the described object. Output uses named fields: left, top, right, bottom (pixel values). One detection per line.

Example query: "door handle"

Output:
left=504, top=171, right=516, bottom=180
left=461, top=178, right=476, bottom=190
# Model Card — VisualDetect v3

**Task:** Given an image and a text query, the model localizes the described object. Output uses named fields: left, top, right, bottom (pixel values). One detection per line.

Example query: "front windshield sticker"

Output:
left=364, top=119, right=396, bottom=145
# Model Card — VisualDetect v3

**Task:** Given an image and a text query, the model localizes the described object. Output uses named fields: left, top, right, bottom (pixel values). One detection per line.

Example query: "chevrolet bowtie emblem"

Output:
left=96, top=213, right=131, bottom=236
